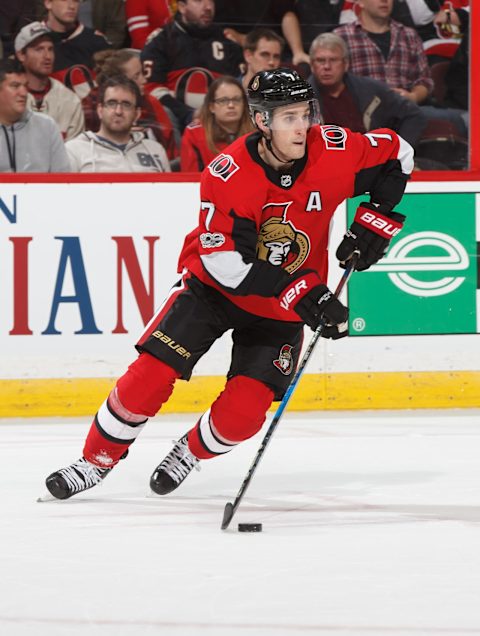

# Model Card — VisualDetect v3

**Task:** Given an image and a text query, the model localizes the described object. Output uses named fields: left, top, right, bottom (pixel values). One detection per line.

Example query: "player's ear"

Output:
left=255, top=111, right=269, bottom=134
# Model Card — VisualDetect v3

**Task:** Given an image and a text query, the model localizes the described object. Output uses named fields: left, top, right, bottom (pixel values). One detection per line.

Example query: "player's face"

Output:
left=210, top=83, right=244, bottom=127
left=17, top=38, right=55, bottom=77
left=45, top=0, right=80, bottom=28
left=358, top=0, right=393, bottom=20
left=121, top=56, right=146, bottom=94
left=178, top=0, right=214, bottom=28
left=0, top=73, right=28, bottom=124
left=98, top=86, right=139, bottom=134
left=269, top=102, right=311, bottom=160
left=244, top=38, right=282, bottom=75
left=311, top=45, right=347, bottom=88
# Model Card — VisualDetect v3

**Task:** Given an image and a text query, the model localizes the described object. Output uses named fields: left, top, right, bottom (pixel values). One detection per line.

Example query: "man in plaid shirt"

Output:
left=334, top=0, right=434, bottom=105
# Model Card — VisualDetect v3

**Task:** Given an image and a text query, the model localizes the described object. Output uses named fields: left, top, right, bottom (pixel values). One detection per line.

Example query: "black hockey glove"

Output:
left=275, top=269, right=348, bottom=332
left=336, top=202, right=406, bottom=272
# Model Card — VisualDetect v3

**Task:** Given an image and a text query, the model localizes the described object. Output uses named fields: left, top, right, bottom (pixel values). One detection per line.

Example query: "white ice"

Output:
left=1, top=410, right=480, bottom=636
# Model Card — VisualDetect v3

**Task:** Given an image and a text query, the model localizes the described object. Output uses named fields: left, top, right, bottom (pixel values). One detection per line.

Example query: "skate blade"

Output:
left=36, top=491, right=59, bottom=502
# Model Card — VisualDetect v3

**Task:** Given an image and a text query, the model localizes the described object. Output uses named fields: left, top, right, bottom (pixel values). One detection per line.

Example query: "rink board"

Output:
left=0, top=178, right=479, bottom=415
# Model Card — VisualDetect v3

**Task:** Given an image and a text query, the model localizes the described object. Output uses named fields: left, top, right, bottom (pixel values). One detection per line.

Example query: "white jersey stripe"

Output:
left=397, top=135, right=415, bottom=175
left=200, top=251, right=252, bottom=289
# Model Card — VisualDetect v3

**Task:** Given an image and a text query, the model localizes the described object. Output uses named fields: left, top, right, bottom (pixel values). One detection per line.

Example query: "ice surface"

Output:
left=1, top=410, right=480, bottom=636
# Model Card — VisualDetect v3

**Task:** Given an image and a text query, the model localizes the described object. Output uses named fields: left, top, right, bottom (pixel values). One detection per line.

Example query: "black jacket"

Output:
left=308, top=71, right=427, bottom=148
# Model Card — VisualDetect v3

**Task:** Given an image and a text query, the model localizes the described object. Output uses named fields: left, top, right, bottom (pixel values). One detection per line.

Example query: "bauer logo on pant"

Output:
left=273, top=344, right=294, bottom=375
left=152, top=330, right=191, bottom=358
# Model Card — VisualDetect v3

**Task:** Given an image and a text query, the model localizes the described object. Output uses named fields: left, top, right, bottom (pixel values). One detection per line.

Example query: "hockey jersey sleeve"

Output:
left=125, top=0, right=171, bottom=49
left=351, top=128, right=414, bottom=212
left=189, top=155, right=290, bottom=297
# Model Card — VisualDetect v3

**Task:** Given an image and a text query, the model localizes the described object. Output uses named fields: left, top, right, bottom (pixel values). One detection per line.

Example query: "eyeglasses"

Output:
left=212, top=96, right=243, bottom=106
left=312, top=57, right=344, bottom=66
left=103, top=99, right=137, bottom=111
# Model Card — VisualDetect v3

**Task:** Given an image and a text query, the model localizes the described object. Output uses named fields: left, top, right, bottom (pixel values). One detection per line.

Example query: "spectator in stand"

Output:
left=78, top=0, right=129, bottom=49
left=334, top=0, right=434, bottom=105
left=214, top=1, right=310, bottom=67
left=295, top=0, right=343, bottom=53
left=390, top=0, right=469, bottom=62
left=42, top=0, right=112, bottom=81
left=15, top=22, right=84, bottom=140
left=93, top=49, right=178, bottom=161
left=339, top=1, right=469, bottom=62
left=240, top=28, right=284, bottom=91
left=443, top=30, right=468, bottom=131
left=65, top=75, right=171, bottom=172
left=0, top=0, right=38, bottom=59
left=141, top=0, right=243, bottom=134
left=0, top=58, right=70, bottom=172
left=125, top=0, right=173, bottom=50
left=334, top=0, right=466, bottom=136
left=308, top=32, right=426, bottom=149
left=180, top=75, right=253, bottom=171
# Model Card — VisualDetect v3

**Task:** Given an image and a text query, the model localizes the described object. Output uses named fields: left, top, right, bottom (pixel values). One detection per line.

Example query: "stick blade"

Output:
left=221, top=502, right=234, bottom=530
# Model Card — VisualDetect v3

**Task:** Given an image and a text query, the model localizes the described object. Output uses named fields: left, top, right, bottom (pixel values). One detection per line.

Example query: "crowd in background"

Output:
left=0, top=0, right=471, bottom=173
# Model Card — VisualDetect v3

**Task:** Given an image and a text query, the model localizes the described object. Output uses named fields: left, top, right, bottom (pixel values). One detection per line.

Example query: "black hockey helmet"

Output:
left=247, top=68, right=320, bottom=129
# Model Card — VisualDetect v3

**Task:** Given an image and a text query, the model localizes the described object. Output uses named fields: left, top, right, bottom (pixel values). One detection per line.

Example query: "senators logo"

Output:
left=273, top=344, right=293, bottom=375
left=256, top=202, right=310, bottom=273
left=321, top=125, right=347, bottom=150
left=208, top=154, right=239, bottom=181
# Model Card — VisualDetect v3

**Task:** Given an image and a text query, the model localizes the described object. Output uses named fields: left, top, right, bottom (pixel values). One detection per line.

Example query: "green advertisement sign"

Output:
left=347, top=193, right=478, bottom=335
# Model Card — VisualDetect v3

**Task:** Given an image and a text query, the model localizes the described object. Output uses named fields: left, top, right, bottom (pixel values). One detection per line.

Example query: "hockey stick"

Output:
left=221, top=253, right=359, bottom=530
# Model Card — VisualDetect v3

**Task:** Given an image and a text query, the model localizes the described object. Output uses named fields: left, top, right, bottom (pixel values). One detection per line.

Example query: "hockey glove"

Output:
left=336, top=202, right=406, bottom=272
left=275, top=269, right=348, bottom=332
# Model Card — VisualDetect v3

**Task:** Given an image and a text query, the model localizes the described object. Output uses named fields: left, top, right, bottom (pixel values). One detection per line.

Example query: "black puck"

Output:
left=238, top=523, right=262, bottom=532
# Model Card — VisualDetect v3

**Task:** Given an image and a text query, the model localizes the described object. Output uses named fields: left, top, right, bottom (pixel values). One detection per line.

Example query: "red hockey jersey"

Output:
left=180, top=123, right=229, bottom=172
left=125, top=0, right=172, bottom=49
left=178, top=125, right=414, bottom=322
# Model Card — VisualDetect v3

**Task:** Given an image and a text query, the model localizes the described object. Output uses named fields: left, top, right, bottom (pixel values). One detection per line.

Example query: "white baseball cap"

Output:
left=14, top=22, right=53, bottom=52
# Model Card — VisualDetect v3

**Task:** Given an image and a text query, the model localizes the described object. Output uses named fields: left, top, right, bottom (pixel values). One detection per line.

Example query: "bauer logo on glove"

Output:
left=356, top=207, right=403, bottom=238
left=336, top=202, right=406, bottom=272
left=275, top=269, right=348, bottom=331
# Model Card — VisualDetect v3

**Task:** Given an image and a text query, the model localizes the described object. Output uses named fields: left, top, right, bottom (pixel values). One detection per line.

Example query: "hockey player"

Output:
left=45, top=68, right=413, bottom=500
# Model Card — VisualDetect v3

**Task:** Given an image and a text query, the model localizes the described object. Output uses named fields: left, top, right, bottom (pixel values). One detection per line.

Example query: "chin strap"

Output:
left=263, top=128, right=297, bottom=165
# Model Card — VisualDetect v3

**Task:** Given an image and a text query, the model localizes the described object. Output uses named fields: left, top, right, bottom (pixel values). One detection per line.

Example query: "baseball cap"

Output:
left=14, top=22, right=53, bottom=52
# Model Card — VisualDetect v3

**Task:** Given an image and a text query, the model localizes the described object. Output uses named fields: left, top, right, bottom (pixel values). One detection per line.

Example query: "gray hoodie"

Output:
left=65, top=130, right=171, bottom=173
left=0, top=109, right=71, bottom=173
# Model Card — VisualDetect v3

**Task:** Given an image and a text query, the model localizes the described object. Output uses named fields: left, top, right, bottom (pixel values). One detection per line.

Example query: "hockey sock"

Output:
left=83, top=353, right=180, bottom=467
left=188, top=376, right=274, bottom=459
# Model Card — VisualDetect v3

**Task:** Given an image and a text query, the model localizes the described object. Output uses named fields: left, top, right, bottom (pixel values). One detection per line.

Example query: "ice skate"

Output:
left=150, top=435, right=200, bottom=495
left=44, top=457, right=112, bottom=500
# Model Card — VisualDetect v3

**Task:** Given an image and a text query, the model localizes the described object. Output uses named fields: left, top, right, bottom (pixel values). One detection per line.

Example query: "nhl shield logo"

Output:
left=280, top=174, right=292, bottom=188
left=273, top=344, right=294, bottom=375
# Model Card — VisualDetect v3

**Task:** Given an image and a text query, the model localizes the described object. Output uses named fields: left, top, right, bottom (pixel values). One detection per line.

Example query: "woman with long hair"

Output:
left=180, top=76, right=254, bottom=172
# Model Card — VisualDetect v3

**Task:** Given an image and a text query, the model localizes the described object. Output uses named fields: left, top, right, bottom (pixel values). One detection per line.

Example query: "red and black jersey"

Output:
left=141, top=16, right=243, bottom=125
left=180, top=123, right=229, bottom=172
left=125, top=0, right=172, bottom=49
left=47, top=23, right=112, bottom=79
left=178, top=125, right=413, bottom=322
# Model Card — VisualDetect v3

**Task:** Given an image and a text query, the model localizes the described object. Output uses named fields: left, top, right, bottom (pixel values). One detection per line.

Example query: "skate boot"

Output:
left=45, top=457, right=112, bottom=500
left=150, top=435, right=200, bottom=495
